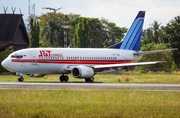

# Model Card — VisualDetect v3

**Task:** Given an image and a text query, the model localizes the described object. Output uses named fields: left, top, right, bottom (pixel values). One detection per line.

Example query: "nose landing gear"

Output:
left=18, top=77, right=24, bottom=82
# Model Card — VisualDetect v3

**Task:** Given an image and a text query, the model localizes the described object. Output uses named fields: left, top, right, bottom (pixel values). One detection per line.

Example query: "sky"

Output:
left=1, top=0, right=180, bottom=29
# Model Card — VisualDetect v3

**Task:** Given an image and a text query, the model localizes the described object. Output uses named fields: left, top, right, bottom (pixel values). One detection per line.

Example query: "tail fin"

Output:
left=108, top=11, right=145, bottom=50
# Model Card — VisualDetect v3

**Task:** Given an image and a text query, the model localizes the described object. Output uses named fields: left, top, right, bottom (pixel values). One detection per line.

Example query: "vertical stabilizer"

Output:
left=108, top=11, right=145, bottom=50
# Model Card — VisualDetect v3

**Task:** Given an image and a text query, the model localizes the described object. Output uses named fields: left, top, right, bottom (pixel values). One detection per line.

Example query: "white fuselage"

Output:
left=2, top=48, right=142, bottom=74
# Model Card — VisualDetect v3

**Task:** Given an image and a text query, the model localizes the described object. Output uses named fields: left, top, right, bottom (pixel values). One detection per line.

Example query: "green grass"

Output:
left=1, top=71, right=180, bottom=84
left=1, top=72, right=180, bottom=117
left=0, top=89, right=180, bottom=118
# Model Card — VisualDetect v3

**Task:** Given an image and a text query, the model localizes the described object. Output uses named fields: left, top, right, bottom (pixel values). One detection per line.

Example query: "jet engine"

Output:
left=71, top=66, right=94, bottom=78
left=25, top=74, right=46, bottom=78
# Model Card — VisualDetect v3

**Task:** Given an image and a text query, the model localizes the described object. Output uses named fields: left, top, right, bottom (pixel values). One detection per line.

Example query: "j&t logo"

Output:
left=39, top=50, right=51, bottom=57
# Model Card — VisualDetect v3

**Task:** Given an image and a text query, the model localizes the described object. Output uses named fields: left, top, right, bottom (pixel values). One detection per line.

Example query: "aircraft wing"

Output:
left=93, top=61, right=166, bottom=69
left=134, top=48, right=178, bottom=55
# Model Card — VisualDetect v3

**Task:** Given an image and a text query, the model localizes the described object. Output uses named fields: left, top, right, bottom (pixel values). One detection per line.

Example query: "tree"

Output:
left=29, top=18, right=40, bottom=47
left=141, top=28, right=154, bottom=46
left=136, top=43, right=173, bottom=72
left=70, top=16, right=126, bottom=48
left=0, top=47, right=12, bottom=72
left=42, top=7, right=62, bottom=13
left=70, top=17, right=107, bottom=48
left=161, top=17, right=180, bottom=67
left=170, top=16, right=180, bottom=23
left=40, top=12, right=65, bottom=47
left=150, top=21, right=162, bottom=44
left=101, top=18, right=126, bottom=48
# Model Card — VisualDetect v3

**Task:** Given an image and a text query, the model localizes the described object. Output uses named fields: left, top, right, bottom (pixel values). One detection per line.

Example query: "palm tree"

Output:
left=41, top=8, right=64, bottom=47
left=42, top=7, right=62, bottom=13
left=150, top=21, right=162, bottom=44
left=170, top=16, right=180, bottom=23
left=41, top=19, right=62, bottom=47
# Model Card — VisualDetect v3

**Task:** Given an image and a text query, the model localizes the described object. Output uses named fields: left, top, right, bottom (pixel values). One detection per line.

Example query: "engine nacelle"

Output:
left=25, top=74, right=46, bottom=78
left=71, top=66, right=94, bottom=78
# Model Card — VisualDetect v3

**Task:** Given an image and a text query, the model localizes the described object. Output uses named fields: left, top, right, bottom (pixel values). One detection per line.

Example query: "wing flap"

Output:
left=93, top=61, right=166, bottom=69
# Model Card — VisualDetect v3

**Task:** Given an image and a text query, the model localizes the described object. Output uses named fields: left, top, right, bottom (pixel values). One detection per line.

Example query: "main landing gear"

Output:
left=18, top=77, right=24, bottom=82
left=60, top=75, right=69, bottom=82
left=85, top=77, right=94, bottom=82
left=59, top=75, right=94, bottom=83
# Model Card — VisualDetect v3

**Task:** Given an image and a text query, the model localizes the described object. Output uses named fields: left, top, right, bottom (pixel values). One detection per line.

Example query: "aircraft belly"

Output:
left=37, top=63, right=64, bottom=74
left=15, top=63, right=39, bottom=74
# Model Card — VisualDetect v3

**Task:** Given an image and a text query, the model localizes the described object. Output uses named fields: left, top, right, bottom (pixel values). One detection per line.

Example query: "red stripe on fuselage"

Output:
left=11, top=59, right=137, bottom=65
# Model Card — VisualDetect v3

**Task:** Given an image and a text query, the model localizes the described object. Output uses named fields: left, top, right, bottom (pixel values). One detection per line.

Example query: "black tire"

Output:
left=18, top=77, right=24, bottom=82
left=60, top=75, right=69, bottom=82
left=90, top=77, right=94, bottom=82
left=64, top=76, right=69, bottom=82
left=85, top=78, right=90, bottom=82
left=85, top=77, right=94, bottom=82
left=60, top=76, right=64, bottom=82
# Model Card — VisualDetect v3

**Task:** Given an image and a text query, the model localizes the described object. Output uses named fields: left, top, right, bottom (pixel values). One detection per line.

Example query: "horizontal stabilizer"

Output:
left=134, top=48, right=178, bottom=55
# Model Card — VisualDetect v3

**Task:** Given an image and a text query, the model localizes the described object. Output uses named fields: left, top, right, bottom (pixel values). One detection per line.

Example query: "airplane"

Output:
left=1, top=11, right=177, bottom=82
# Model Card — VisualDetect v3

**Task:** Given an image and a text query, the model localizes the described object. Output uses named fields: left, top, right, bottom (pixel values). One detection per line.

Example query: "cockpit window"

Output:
left=11, top=55, right=23, bottom=59
left=11, top=55, right=16, bottom=58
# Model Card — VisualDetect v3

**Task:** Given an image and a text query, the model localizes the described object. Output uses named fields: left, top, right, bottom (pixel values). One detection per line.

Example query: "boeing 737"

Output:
left=1, top=11, right=177, bottom=82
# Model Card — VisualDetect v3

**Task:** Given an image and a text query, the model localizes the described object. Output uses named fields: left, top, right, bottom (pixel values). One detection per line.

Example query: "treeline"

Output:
left=1, top=9, right=180, bottom=73
left=136, top=18, right=180, bottom=72
left=28, top=11, right=127, bottom=48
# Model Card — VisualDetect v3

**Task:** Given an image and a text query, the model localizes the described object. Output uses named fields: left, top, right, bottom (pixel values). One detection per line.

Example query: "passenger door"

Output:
left=29, top=51, right=37, bottom=65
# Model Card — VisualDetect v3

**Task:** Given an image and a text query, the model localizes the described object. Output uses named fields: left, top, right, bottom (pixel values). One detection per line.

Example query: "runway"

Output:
left=0, top=82, right=180, bottom=91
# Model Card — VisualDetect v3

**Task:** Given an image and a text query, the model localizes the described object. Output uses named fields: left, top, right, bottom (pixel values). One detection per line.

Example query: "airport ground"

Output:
left=1, top=71, right=180, bottom=84
left=0, top=72, right=180, bottom=117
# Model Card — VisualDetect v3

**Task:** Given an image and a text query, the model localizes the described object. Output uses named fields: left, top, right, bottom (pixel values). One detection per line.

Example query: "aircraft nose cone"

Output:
left=1, top=59, right=12, bottom=71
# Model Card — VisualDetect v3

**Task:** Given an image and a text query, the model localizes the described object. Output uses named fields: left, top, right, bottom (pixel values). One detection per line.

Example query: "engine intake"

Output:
left=71, top=66, right=94, bottom=78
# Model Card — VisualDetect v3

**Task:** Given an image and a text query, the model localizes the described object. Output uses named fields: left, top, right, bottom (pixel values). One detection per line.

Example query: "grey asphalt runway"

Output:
left=0, top=82, right=180, bottom=91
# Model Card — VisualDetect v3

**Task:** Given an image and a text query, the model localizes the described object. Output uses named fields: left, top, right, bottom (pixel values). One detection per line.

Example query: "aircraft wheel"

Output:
left=60, top=76, right=64, bottom=82
left=64, top=76, right=69, bottom=82
left=60, top=75, right=69, bottom=82
left=90, top=77, right=94, bottom=82
left=85, top=77, right=94, bottom=82
left=18, top=77, right=24, bottom=82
